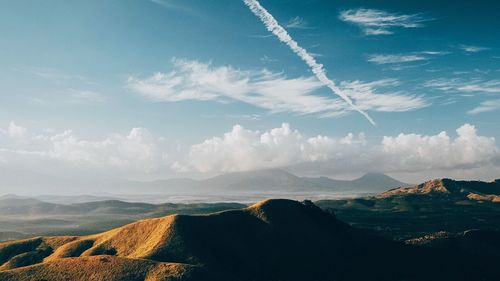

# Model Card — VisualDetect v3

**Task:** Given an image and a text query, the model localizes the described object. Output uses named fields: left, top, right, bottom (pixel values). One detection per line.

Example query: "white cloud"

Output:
left=339, top=8, right=431, bottom=35
left=468, top=99, right=500, bottom=114
left=0, top=123, right=170, bottom=179
left=186, top=123, right=498, bottom=176
left=127, top=59, right=342, bottom=115
left=339, top=79, right=427, bottom=112
left=259, top=55, right=277, bottom=63
left=127, top=59, right=426, bottom=117
left=286, top=16, right=311, bottom=29
left=459, top=44, right=489, bottom=53
left=7, top=121, right=27, bottom=139
left=186, top=123, right=366, bottom=173
left=24, top=67, right=92, bottom=85
left=149, top=0, right=201, bottom=16
left=424, top=78, right=500, bottom=94
left=26, top=89, right=105, bottom=106
left=420, top=51, right=450, bottom=55
left=381, top=124, right=498, bottom=171
left=368, top=54, right=428, bottom=64
left=0, top=122, right=498, bottom=184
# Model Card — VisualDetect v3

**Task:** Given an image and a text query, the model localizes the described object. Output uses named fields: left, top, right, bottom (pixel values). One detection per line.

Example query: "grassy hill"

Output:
left=0, top=199, right=497, bottom=281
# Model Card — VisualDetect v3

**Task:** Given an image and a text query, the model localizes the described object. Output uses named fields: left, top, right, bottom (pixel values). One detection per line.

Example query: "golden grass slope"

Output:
left=0, top=199, right=321, bottom=276
left=0, top=255, right=202, bottom=281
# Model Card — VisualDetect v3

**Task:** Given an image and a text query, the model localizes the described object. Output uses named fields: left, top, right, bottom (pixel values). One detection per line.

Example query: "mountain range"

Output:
left=0, top=169, right=409, bottom=197
left=118, top=169, right=410, bottom=194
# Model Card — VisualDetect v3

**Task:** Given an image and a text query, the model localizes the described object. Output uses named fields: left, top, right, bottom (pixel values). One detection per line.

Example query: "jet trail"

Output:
left=243, top=0, right=376, bottom=125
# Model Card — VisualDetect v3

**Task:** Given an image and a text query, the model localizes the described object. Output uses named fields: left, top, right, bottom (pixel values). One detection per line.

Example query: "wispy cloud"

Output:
left=27, top=89, right=105, bottom=106
left=368, top=54, right=428, bottom=64
left=420, top=51, right=450, bottom=55
left=367, top=51, right=446, bottom=65
left=127, top=59, right=426, bottom=117
left=243, top=0, right=375, bottom=125
left=459, top=44, right=489, bottom=53
left=468, top=99, right=500, bottom=114
left=340, top=79, right=427, bottom=112
left=339, top=8, right=432, bottom=35
left=20, top=66, right=94, bottom=85
left=424, top=78, right=500, bottom=94
left=259, top=55, right=277, bottom=63
left=127, top=59, right=338, bottom=116
left=149, top=0, right=200, bottom=16
left=17, top=67, right=103, bottom=105
left=286, top=16, right=312, bottom=29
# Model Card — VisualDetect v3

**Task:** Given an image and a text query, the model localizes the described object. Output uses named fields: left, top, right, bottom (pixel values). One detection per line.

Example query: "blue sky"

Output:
left=0, top=0, right=499, bottom=188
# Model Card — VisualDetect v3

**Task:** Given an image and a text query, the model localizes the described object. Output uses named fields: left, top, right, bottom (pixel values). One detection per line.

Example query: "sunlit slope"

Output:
left=381, top=178, right=500, bottom=200
left=0, top=199, right=497, bottom=281
left=0, top=255, right=204, bottom=281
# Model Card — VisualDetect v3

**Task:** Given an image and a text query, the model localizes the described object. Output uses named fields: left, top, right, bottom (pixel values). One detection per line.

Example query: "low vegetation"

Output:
left=0, top=199, right=498, bottom=281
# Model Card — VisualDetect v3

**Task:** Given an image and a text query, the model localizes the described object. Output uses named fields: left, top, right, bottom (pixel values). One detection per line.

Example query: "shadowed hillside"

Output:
left=0, top=199, right=497, bottom=281
left=317, top=178, right=500, bottom=240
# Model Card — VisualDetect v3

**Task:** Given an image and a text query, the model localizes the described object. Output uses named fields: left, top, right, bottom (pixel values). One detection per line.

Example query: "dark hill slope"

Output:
left=316, top=178, right=500, bottom=240
left=0, top=199, right=497, bottom=281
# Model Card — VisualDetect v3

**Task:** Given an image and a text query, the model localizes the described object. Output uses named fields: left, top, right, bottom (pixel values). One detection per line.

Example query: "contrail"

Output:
left=243, top=0, right=376, bottom=125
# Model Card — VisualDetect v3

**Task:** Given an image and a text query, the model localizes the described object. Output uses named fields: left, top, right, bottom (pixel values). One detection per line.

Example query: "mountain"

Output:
left=118, top=169, right=408, bottom=194
left=381, top=178, right=500, bottom=201
left=202, top=168, right=320, bottom=192
left=303, top=172, right=409, bottom=192
left=0, top=169, right=408, bottom=196
left=0, top=199, right=496, bottom=281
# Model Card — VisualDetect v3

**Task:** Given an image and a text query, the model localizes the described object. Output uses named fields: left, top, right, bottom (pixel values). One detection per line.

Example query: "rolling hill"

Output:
left=0, top=198, right=246, bottom=242
left=0, top=199, right=497, bottom=281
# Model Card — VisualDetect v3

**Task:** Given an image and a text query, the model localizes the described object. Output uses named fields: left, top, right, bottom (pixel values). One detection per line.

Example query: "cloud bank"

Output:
left=1, top=122, right=498, bottom=184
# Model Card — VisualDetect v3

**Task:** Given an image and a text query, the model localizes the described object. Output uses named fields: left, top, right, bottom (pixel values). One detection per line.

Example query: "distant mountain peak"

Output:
left=381, top=178, right=500, bottom=201
left=358, top=172, right=398, bottom=180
